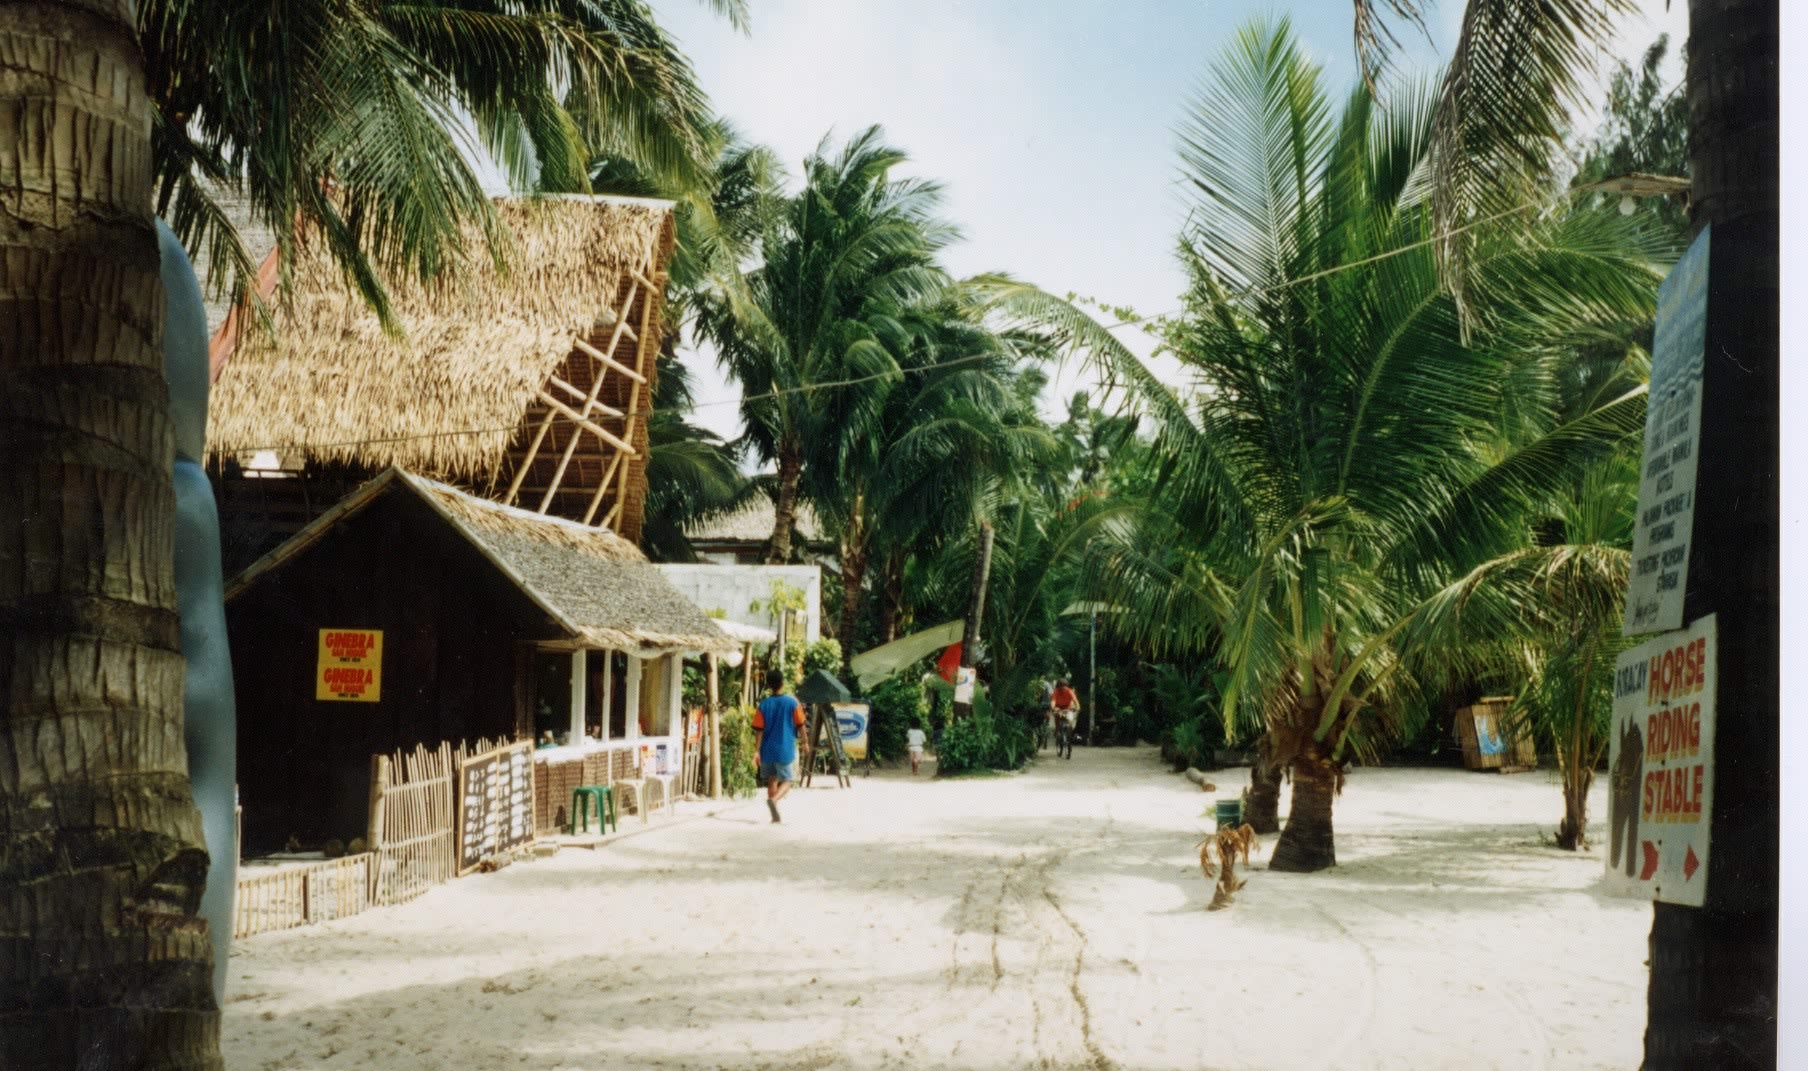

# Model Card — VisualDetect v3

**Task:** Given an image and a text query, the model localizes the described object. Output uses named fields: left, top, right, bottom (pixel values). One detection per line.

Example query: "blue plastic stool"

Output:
left=571, top=785, right=616, bottom=834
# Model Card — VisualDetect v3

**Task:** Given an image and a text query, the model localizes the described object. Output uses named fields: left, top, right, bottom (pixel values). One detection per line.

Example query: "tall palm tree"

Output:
left=815, top=293, right=1055, bottom=671
left=0, top=1, right=220, bottom=1065
left=699, top=126, right=954, bottom=564
left=143, top=0, right=737, bottom=325
left=1089, top=20, right=1662, bottom=872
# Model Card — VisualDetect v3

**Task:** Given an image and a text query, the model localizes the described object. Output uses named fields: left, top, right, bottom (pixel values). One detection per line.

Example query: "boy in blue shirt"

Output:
left=751, top=669, right=806, bottom=823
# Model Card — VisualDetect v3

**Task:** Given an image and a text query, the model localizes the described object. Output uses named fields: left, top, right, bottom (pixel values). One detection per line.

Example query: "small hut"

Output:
left=225, top=467, right=733, bottom=853
left=207, top=194, right=677, bottom=575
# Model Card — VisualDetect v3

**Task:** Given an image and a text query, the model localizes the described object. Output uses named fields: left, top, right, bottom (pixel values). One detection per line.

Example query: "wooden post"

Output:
left=367, top=754, right=390, bottom=850
left=741, top=643, right=754, bottom=711
left=666, top=655, right=682, bottom=738
left=706, top=653, right=722, bottom=799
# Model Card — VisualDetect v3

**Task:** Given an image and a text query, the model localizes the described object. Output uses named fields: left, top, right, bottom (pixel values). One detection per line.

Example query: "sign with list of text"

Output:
left=1624, top=226, right=1709, bottom=635
left=1604, top=614, right=1716, bottom=906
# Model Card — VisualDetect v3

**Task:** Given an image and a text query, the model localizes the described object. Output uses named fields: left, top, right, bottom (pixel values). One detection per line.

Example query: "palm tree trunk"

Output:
left=1244, top=746, right=1284, bottom=835
left=1645, top=5, right=1778, bottom=1065
left=1555, top=657, right=1595, bottom=851
left=766, top=442, right=802, bottom=563
left=838, top=537, right=867, bottom=675
left=1556, top=766, right=1593, bottom=852
left=878, top=552, right=904, bottom=643
left=0, top=1, right=221, bottom=1064
left=1269, top=746, right=1340, bottom=873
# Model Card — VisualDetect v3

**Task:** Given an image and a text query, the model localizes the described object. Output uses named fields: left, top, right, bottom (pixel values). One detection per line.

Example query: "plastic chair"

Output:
left=570, top=785, right=616, bottom=835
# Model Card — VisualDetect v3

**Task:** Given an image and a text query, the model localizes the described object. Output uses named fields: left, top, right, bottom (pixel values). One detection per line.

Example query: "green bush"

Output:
left=778, top=639, right=806, bottom=682
left=719, top=706, right=759, bottom=798
left=681, top=664, right=707, bottom=709
left=867, top=673, right=929, bottom=763
left=802, top=638, right=843, bottom=678
left=935, top=695, right=1034, bottom=776
left=1167, top=715, right=1223, bottom=771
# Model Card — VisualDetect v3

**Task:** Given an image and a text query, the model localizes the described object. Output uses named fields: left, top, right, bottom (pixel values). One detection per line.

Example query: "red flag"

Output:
left=936, top=642, right=961, bottom=683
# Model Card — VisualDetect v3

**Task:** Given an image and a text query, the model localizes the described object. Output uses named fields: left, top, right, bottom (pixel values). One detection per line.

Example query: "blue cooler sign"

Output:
left=831, top=701, right=870, bottom=761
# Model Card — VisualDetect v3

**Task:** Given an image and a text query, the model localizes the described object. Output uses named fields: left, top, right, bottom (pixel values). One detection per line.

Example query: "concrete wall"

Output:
left=654, top=564, right=821, bottom=645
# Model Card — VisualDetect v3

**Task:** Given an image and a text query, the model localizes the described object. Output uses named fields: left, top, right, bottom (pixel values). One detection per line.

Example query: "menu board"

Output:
left=457, top=743, right=534, bottom=875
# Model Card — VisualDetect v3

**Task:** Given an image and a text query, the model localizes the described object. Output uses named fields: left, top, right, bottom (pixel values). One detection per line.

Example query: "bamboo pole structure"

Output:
left=367, top=754, right=390, bottom=850
left=706, top=653, right=722, bottom=799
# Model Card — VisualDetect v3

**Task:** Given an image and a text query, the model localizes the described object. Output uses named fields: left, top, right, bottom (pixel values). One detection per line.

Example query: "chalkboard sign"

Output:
left=457, top=743, right=534, bottom=875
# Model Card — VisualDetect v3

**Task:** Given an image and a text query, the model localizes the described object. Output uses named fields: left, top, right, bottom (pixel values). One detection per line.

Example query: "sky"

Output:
left=633, top=0, right=1692, bottom=442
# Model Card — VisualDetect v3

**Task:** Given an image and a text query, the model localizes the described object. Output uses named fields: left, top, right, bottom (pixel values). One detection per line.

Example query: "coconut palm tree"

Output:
left=698, top=126, right=955, bottom=564
left=143, top=0, right=737, bottom=325
left=1410, top=453, right=1639, bottom=849
left=815, top=293, right=1058, bottom=671
left=1086, top=19, right=1663, bottom=872
left=0, top=1, right=221, bottom=1065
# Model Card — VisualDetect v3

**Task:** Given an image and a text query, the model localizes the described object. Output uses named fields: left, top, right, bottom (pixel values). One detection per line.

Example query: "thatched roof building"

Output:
left=229, top=467, right=733, bottom=657
left=225, top=467, right=731, bottom=850
left=209, top=194, right=676, bottom=567
left=682, top=498, right=829, bottom=565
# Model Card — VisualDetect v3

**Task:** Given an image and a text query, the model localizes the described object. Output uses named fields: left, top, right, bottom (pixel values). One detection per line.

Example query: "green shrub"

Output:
left=681, top=663, right=708, bottom=709
left=867, top=673, right=929, bottom=763
left=935, top=695, right=1034, bottom=776
left=803, top=638, right=842, bottom=678
left=719, top=706, right=759, bottom=798
left=1167, top=715, right=1222, bottom=771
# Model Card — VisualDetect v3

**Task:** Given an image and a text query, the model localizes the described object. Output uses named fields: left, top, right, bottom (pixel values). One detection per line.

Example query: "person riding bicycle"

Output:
left=1050, top=679, right=1079, bottom=759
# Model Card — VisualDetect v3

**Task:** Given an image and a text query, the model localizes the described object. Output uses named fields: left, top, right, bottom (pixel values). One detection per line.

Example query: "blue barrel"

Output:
left=1215, top=798, right=1244, bottom=830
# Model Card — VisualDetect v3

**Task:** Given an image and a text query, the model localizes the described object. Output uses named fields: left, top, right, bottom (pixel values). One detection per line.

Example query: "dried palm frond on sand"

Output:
left=1199, top=823, right=1261, bottom=911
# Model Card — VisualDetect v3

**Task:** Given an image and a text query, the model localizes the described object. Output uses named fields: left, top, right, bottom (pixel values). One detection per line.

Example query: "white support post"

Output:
left=624, top=654, right=642, bottom=740
left=569, top=647, right=588, bottom=745
left=600, top=652, right=614, bottom=742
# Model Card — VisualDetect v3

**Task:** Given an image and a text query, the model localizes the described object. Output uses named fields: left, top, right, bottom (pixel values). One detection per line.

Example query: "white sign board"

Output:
left=831, top=701, right=870, bottom=761
left=953, top=667, right=977, bottom=705
left=1604, top=614, right=1716, bottom=905
left=1623, top=227, right=1709, bottom=635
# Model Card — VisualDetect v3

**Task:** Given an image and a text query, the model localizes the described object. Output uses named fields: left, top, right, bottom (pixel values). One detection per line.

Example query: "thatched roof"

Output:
left=207, top=195, right=676, bottom=480
left=686, top=498, right=823, bottom=544
left=226, top=467, right=734, bottom=655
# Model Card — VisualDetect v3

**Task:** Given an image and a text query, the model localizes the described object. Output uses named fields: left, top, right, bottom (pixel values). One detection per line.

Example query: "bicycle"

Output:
left=1054, top=713, right=1075, bottom=760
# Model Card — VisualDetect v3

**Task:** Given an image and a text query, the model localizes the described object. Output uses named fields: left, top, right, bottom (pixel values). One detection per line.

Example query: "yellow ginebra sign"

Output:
left=317, top=629, right=383, bottom=702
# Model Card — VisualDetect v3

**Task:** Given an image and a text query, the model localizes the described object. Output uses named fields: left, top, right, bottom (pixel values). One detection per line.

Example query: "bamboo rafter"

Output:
left=501, top=265, right=660, bottom=530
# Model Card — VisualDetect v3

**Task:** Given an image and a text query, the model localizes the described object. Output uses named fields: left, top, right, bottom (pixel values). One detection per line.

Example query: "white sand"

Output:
left=223, top=746, right=1650, bottom=1070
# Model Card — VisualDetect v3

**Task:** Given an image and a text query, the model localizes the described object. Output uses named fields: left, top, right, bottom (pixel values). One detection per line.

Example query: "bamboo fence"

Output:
left=232, top=736, right=519, bottom=939
left=234, top=853, right=373, bottom=939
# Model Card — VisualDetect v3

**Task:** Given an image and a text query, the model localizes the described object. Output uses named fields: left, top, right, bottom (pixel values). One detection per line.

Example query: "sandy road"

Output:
left=223, top=746, right=1650, bottom=1070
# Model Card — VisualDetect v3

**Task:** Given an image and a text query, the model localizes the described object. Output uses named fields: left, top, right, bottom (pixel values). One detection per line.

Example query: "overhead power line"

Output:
left=231, top=184, right=1619, bottom=456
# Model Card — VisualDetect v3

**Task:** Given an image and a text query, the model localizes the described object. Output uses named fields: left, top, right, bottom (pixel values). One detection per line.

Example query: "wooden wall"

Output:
left=228, top=489, right=563, bottom=852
